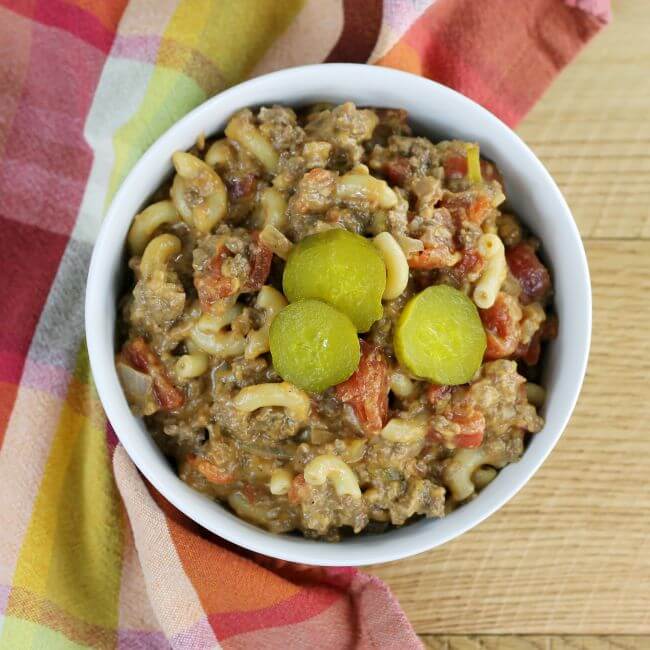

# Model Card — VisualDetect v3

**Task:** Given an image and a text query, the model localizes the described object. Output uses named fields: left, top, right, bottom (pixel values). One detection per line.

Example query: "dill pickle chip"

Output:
left=394, top=285, right=486, bottom=385
left=282, top=229, right=386, bottom=332
left=269, top=299, right=360, bottom=393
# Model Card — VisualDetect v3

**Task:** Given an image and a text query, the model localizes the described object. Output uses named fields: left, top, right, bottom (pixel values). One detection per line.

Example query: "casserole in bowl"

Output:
left=86, top=64, right=590, bottom=566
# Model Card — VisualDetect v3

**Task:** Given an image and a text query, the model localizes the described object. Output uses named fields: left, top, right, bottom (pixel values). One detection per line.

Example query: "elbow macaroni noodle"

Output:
left=389, top=371, right=416, bottom=399
left=175, top=352, right=209, bottom=379
left=233, top=382, right=311, bottom=422
left=227, top=492, right=269, bottom=526
left=189, top=305, right=245, bottom=358
left=303, top=454, right=362, bottom=498
left=372, top=232, right=409, bottom=300
left=350, top=163, right=370, bottom=175
left=336, top=172, right=398, bottom=209
left=128, top=200, right=179, bottom=255
left=443, top=446, right=509, bottom=501
left=473, top=233, right=507, bottom=309
left=171, top=151, right=228, bottom=233
left=341, top=439, right=367, bottom=464
left=380, top=415, right=429, bottom=443
left=259, top=224, right=293, bottom=260
left=526, top=382, right=546, bottom=407
left=269, top=468, right=293, bottom=495
left=395, top=234, right=424, bottom=256
left=472, top=466, right=497, bottom=490
left=205, top=138, right=234, bottom=167
left=140, top=233, right=181, bottom=279
left=259, top=187, right=288, bottom=230
left=245, top=285, right=287, bottom=359
left=225, top=112, right=279, bottom=173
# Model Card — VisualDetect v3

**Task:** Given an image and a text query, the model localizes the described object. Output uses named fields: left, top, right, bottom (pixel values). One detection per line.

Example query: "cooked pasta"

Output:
left=225, top=110, right=279, bottom=173
left=526, top=382, right=546, bottom=407
left=269, top=468, right=293, bottom=495
left=139, top=233, right=181, bottom=278
left=189, top=307, right=245, bottom=358
left=395, top=234, right=424, bottom=256
left=205, top=138, right=234, bottom=167
left=232, top=382, right=311, bottom=422
left=472, top=465, right=497, bottom=490
left=336, top=171, right=398, bottom=209
left=171, top=152, right=228, bottom=232
left=259, top=224, right=293, bottom=260
left=473, top=233, right=507, bottom=309
left=259, top=187, right=288, bottom=230
left=128, top=201, right=179, bottom=255
left=389, top=370, right=416, bottom=399
left=245, top=285, right=287, bottom=359
left=373, top=232, right=409, bottom=300
left=380, top=416, right=429, bottom=443
left=443, top=445, right=510, bottom=501
left=303, top=455, right=362, bottom=498
left=175, top=353, right=209, bottom=379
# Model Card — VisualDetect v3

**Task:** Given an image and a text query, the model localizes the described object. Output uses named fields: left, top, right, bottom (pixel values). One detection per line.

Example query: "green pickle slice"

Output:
left=283, top=229, right=386, bottom=332
left=395, top=285, right=486, bottom=385
left=269, top=299, right=360, bottom=393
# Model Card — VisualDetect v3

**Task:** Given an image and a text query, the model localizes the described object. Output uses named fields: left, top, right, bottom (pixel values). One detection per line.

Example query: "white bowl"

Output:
left=86, top=64, right=591, bottom=566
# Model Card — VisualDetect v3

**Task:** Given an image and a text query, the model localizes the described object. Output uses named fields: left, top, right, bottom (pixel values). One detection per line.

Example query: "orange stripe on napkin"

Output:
left=377, top=0, right=607, bottom=126
left=153, top=490, right=303, bottom=614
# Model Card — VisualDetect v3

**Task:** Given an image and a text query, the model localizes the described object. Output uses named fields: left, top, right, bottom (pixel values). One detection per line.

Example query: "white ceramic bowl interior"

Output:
left=86, top=64, right=591, bottom=566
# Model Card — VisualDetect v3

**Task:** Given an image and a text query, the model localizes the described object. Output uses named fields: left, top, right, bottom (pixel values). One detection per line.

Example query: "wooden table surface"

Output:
left=369, top=2, right=650, bottom=647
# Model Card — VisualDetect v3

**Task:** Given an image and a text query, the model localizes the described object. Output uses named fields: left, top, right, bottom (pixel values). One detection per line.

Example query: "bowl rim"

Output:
left=85, top=63, right=591, bottom=566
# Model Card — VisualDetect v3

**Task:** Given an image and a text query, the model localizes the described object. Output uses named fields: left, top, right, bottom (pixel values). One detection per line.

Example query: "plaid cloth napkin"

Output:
left=0, top=1, right=609, bottom=648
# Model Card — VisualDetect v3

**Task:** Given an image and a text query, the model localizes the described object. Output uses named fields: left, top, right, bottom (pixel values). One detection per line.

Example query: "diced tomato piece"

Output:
left=443, top=154, right=467, bottom=179
left=429, top=405, right=485, bottom=449
left=480, top=293, right=520, bottom=360
left=516, top=332, right=542, bottom=366
left=195, top=244, right=237, bottom=311
left=408, top=245, right=457, bottom=270
left=186, top=454, right=235, bottom=484
left=483, top=328, right=516, bottom=360
left=124, top=338, right=185, bottom=410
left=195, top=274, right=236, bottom=308
left=451, top=410, right=486, bottom=448
left=196, top=236, right=272, bottom=304
left=454, top=432, right=484, bottom=448
left=426, top=384, right=452, bottom=406
left=228, top=173, right=257, bottom=200
left=506, top=243, right=551, bottom=304
left=481, top=295, right=511, bottom=339
left=153, top=380, right=185, bottom=411
left=288, top=474, right=309, bottom=504
left=245, top=237, right=273, bottom=291
left=384, top=157, right=410, bottom=186
left=123, top=338, right=150, bottom=372
left=335, top=341, right=389, bottom=435
left=448, top=247, right=484, bottom=284
left=457, top=248, right=483, bottom=275
left=442, top=191, right=492, bottom=225
left=468, top=196, right=492, bottom=223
